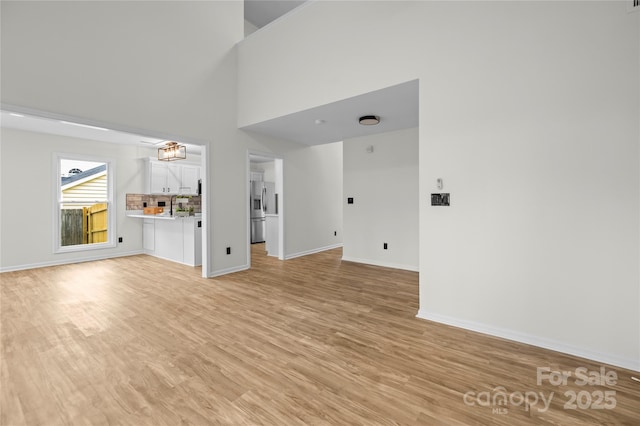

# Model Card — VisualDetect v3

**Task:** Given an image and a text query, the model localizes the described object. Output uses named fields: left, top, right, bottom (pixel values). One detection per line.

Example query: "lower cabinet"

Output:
left=143, top=219, right=155, bottom=251
left=183, top=218, right=202, bottom=266
left=144, top=217, right=202, bottom=266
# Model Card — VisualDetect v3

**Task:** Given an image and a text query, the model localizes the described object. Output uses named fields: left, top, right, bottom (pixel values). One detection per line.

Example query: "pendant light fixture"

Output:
left=158, top=141, right=186, bottom=161
left=359, top=115, right=380, bottom=125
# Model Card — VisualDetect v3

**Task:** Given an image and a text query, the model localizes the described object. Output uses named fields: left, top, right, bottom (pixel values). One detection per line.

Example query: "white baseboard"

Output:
left=341, top=256, right=419, bottom=272
left=0, top=250, right=144, bottom=273
left=416, top=309, right=640, bottom=372
left=208, top=263, right=249, bottom=278
left=284, top=243, right=343, bottom=260
left=144, top=253, right=201, bottom=268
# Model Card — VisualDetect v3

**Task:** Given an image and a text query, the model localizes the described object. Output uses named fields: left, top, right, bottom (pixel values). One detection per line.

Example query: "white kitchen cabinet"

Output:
left=146, top=159, right=201, bottom=195
left=154, top=219, right=184, bottom=262
left=148, top=161, right=181, bottom=194
left=183, top=217, right=202, bottom=266
left=143, top=217, right=202, bottom=266
left=180, top=165, right=200, bottom=195
left=143, top=219, right=155, bottom=251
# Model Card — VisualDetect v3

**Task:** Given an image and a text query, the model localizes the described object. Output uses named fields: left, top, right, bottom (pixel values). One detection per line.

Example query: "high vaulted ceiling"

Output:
left=244, top=0, right=308, bottom=29
left=2, top=2, right=419, bottom=150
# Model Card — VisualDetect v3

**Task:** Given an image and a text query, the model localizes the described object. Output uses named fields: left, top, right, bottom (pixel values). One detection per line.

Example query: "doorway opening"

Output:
left=1, top=108, right=209, bottom=277
left=248, top=151, right=284, bottom=266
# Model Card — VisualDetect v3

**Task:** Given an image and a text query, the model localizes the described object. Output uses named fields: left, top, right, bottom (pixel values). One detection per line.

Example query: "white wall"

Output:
left=343, top=127, right=418, bottom=271
left=0, top=128, right=146, bottom=271
left=1, top=1, right=242, bottom=141
left=281, top=142, right=343, bottom=257
left=238, top=1, right=640, bottom=370
left=1, top=1, right=249, bottom=277
left=1, top=1, right=345, bottom=276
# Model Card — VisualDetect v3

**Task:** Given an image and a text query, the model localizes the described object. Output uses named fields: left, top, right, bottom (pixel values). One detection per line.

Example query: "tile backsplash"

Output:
left=126, top=194, right=201, bottom=213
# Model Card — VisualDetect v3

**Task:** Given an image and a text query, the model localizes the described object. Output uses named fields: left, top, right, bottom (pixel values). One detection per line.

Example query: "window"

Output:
left=54, top=153, right=116, bottom=253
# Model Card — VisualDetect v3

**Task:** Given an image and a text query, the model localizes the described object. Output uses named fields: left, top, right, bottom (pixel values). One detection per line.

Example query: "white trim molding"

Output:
left=341, top=256, right=419, bottom=272
left=416, top=309, right=640, bottom=373
left=0, top=250, right=144, bottom=273
left=208, top=263, right=250, bottom=278
left=284, top=243, right=343, bottom=260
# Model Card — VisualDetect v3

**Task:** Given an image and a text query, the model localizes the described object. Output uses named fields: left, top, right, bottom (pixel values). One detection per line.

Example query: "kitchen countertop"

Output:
left=127, top=210, right=202, bottom=220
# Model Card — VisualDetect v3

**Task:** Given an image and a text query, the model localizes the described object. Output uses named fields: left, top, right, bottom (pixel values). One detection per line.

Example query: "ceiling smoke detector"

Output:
left=359, top=115, right=380, bottom=126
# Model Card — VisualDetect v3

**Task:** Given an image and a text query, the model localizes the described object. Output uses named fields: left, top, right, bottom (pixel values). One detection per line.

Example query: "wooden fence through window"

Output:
left=60, top=202, right=108, bottom=246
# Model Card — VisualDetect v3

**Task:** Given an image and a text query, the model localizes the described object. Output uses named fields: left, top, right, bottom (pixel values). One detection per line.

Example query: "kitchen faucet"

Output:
left=170, top=194, right=176, bottom=216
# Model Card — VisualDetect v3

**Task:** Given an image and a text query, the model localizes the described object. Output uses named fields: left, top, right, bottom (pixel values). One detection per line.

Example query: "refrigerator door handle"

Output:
left=262, top=187, right=266, bottom=213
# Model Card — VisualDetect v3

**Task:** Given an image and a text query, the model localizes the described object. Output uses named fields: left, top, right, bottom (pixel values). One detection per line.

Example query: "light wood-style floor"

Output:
left=1, top=245, right=639, bottom=425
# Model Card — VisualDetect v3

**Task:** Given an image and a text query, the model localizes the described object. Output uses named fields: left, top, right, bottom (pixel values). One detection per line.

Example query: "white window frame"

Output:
left=53, top=153, right=117, bottom=253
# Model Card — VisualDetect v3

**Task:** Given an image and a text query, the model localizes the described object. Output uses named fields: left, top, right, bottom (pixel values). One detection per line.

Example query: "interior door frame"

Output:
left=247, top=150, right=285, bottom=266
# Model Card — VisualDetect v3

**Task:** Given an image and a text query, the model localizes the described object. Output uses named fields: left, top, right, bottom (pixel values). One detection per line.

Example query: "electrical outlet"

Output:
left=226, top=247, right=231, bottom=255
left=118, top=237, right=123, bottom=243
left=334, top=231, right=337, bottom=236
left=383, top=243, right=388, bottom=250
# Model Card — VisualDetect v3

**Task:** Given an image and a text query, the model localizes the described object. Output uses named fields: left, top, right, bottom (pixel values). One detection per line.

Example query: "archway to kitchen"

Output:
left=247, top=150, right=285, bottom=267
left=0, top=107, right=210, bottom=278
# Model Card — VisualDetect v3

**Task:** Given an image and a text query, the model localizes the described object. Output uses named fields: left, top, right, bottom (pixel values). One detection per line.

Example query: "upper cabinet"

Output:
left=149, top=161, right=181, bottom=194
left=146, top=159, right=201, bottom=195
left=180, top=165, right=200, bottom=196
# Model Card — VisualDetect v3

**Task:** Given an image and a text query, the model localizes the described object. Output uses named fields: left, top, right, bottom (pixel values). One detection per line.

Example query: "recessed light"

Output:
left=315, top=119, right=326, bottom=125
left=60, top=121, right=109, bottom=131
left=359, top=115, right=380, bottom=125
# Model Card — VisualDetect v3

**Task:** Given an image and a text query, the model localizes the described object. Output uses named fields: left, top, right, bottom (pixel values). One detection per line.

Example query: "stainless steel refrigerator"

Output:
left=250, top=181, right=276, bottom=243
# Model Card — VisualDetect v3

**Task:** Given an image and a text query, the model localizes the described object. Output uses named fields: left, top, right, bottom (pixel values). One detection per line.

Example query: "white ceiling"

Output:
left=1, top=111, right=161, bottom=145
left=241, top=79, right=419, bottom=146
left=0, top=110, right=202, bottom=154
left=2, top=80, right=418, bottom=150
left=245, top=0, right=308, bottom=29
left=250, top=155, right=276, bottom=164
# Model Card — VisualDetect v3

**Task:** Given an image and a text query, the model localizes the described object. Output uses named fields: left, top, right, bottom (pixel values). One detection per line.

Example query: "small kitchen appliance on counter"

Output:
left=143, top=207, right=164, bottom=215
